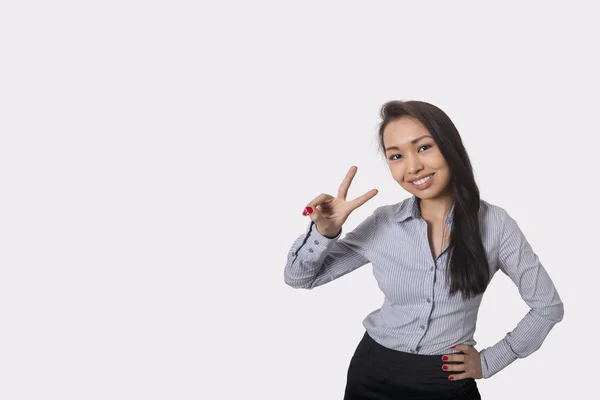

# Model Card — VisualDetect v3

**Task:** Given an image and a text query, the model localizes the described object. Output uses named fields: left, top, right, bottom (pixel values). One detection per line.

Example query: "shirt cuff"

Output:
left=292, top=221, right=341, bottom=258
left=479, top=340, right=518, bottom=379
left=308, top=220, right=342, bottom=240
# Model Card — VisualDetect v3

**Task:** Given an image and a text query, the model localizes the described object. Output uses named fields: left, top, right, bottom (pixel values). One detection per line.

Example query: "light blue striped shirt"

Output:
left=284, top=195, right=564, bottom=378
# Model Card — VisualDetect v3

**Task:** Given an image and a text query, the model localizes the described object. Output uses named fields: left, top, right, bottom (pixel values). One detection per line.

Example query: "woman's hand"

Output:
left=441, top=345, right=483, bottom=380
left=302, top=166, right=378, bottom=238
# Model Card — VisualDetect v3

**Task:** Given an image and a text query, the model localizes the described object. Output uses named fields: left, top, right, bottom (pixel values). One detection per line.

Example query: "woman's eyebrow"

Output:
left=385, top=135, right=432, bottom=152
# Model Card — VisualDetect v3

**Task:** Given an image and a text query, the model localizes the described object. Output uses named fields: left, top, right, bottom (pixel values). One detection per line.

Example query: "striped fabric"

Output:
left=284, top=195, right=564, bottom=378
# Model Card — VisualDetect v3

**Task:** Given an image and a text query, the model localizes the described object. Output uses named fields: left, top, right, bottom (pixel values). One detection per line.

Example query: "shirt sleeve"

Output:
left=283, top=209, right=379, bottom=289
left=479, top=211, right=564, bottom=378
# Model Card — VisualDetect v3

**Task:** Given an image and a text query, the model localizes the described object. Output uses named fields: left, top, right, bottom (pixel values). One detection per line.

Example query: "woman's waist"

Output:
left=355, top=331, right=470, bottom=371
left=362, top=310, right=477, bottom=355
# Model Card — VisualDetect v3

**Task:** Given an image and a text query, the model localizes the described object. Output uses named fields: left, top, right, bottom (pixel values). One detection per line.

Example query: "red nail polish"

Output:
left=302, top=209, right=308, bottom=216
left=306, top=206, right=313, bottom=214
left=442, top=356, right=448, bottom=361
left=451, top=346, right=456, bottom=349
left=442, top=365, right=448, bottom=370
left=449, top=376, right=455, bottom=380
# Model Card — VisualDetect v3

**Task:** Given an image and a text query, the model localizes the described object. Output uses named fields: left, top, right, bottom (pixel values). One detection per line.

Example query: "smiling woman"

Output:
left=377, top=101, right=490, bottom=300
left=384, top=122, right=452, bottom=195
left=283, top=100, right=564, bottom=400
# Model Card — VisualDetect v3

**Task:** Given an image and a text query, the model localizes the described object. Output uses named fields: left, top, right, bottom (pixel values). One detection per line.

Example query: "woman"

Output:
left=283, top=100, right=564, bottom=399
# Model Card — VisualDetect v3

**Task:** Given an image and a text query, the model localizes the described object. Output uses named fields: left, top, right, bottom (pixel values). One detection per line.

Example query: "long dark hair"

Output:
left=377, top=100, right=490, bottom=300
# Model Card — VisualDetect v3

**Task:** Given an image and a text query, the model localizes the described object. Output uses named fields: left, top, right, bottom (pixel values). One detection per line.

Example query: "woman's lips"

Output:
left=411, top=173, right=434, bottom=189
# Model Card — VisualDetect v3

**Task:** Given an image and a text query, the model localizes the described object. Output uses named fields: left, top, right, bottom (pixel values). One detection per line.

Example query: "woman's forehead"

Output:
left=383, top=117, right=431, bottom=145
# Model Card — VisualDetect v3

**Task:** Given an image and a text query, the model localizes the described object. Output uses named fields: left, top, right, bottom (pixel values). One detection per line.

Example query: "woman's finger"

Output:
left=448, top=372, right=470, bottom=381
left=442, top=363, right=465, bottom=372
left=306, top=193, right=335, bottom=209
left=302, top=194, right=335, bottom=225
left=441, top=354, right=465, bottom=363
left=348, top=188, right=379, bottom=211
left=337, top=166, right=358, bottom=200
left=451, top=344, right=472, bottom=354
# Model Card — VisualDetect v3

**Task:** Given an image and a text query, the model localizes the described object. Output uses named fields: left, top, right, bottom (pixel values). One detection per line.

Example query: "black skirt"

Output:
left=344, top=331, right=481, bottom=400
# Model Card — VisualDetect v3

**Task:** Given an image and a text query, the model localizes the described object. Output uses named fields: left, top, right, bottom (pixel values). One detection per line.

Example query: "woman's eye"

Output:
left=419, top=144, right=432, bottom=152
left=389, top=154, right=402, bottom=161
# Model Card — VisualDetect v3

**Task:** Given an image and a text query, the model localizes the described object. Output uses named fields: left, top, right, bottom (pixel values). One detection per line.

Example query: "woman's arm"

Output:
left=283, top=208, right=379, bottom=289
left=479, top=211, right=564, bottom=378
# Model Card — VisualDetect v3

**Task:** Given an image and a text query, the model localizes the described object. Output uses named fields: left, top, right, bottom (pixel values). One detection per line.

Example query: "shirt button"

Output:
left=420, top=325, right=425, bottom=329
left=427, top=298, right=431, bottom=303
left=314, top=240, right=319, bottom=245
left=308, top=248, right=314, bottom=253
left=430, top=266, right=434, bottom=271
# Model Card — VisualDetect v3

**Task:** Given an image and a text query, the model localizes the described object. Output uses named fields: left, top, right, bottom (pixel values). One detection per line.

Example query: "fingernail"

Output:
left=442, top=365, right=448, bottom=370
left=451, top=346, right=456, bottom=349
left=302, top=207, right=313, bottom=216
left=442, top=356, right=448, bottom=361
left=449, top=376, right=455, bottom=380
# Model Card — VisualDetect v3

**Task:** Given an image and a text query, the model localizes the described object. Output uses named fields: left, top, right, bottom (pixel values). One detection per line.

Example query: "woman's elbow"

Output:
left=283, top=272, right=315, bottom=289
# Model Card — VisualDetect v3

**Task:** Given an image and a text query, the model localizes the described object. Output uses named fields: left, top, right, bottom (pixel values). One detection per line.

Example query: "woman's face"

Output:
left=383, top=116, right=452, bottom=200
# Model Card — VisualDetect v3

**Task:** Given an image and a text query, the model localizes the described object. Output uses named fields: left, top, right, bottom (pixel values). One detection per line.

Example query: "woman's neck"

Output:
left=418, top=195, right=454, bottom=223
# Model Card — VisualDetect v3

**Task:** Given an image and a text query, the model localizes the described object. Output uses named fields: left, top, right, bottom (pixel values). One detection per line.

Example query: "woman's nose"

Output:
left=408, top=160, right=424, bottom=174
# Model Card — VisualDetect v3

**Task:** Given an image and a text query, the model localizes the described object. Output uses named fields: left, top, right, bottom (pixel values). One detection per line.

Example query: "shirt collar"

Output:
left=395, top=195, right=420, bottom=222
left=395, top=195, right=455, bottom=227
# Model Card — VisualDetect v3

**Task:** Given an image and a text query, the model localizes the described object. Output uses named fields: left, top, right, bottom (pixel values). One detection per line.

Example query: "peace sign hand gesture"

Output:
left=302, top=166, right=378, bottom=238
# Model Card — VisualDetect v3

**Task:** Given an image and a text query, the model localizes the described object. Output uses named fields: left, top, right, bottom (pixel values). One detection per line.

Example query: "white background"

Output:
left=1, top=1, right=598, bottom=399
